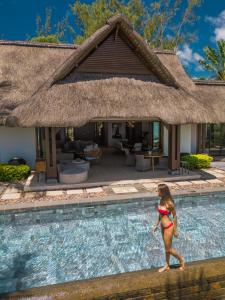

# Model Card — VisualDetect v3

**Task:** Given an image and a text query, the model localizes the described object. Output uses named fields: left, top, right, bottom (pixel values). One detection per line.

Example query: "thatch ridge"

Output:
left=0, top=40, right=78, bottom=49
left=194, top=79, right=225, bottom=86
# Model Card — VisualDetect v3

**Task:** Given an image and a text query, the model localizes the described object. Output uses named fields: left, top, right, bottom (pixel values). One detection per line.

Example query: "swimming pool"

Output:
left=0, top=192, right=225, bottom=294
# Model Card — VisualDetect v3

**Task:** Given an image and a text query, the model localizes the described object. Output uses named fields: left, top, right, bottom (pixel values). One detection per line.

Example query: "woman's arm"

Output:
left=153, top=214, right=160, bottom=232
left=168, top=201, right=178, bottom=237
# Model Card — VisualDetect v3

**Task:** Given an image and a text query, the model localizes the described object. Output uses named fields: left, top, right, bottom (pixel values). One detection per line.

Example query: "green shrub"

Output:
left=0, top=164, right=30, bottom=182
left=181, top=154, right=213, bottom=169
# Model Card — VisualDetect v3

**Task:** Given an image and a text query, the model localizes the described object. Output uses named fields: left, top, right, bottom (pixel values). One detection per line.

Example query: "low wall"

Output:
left=2, top=257, right=225, bottom=299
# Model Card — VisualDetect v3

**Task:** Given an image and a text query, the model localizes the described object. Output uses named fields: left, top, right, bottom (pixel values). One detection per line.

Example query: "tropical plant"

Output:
left=71, top=0, right=202, bottom=49
left=30, top=8, right=69, bottom=43
left=0, top=164, right=30, bottom=182
left=182, top=154, right=213, bottom=169
left=199, top=40, right=225, bottom=80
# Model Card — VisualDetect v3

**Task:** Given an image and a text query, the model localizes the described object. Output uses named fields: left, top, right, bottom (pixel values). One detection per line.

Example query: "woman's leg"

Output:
left=163, top=228, right=185, bottom=270
left=158, top=227, right=171, bottom=272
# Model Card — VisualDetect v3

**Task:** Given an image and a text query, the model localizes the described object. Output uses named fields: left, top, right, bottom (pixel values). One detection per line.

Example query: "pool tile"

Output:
left=0, top=192, right=225, bottom=294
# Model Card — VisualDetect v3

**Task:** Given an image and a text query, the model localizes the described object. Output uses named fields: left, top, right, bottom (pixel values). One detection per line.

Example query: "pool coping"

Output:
left=2, top=256, right=225, bottom=299
left=1, top=186, right=225, bottom=212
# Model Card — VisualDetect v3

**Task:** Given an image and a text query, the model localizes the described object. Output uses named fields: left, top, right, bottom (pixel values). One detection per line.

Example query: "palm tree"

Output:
left=199, top=40, right=225, bottom=80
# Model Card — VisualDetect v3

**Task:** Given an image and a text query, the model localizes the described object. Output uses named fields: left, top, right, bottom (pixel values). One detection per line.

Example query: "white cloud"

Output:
left=205, top=10, right=225, bottom=41
left=177, top=44, right=203, bottom=67
left=215, top=27, right=225, bottom=41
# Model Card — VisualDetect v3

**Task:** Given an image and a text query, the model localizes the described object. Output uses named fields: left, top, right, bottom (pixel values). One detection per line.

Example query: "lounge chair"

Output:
left=135, top=154, right=150, bottom=171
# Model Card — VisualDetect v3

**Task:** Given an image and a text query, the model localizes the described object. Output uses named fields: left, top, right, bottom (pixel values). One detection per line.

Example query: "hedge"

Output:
left=0, top=164, right=30, bottom=182
left=181, top=154, right=213, bottom=169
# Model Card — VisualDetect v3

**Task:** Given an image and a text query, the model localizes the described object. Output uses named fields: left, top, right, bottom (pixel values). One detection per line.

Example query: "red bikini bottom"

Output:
left=163, top=222, right=173, bottom=230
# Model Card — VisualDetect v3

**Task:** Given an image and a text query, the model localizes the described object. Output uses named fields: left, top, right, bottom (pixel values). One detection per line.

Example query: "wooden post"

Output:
left=197, top=124, right=206, bottom=153
left=45, top=127, right=57, bottom=179
left=168, top=125, right=180, bottom=174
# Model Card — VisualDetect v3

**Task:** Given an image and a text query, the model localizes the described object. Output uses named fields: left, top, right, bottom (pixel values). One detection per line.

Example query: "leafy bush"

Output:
left=181, top=154, right=213, bottom=169
left=0, top=164, right=30, bottom=182
left=30, top=35, right=59, bottom=43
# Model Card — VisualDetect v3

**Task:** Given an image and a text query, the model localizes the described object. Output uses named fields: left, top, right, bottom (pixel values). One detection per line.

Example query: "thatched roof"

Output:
left=1, top=15, right=225, bottom=127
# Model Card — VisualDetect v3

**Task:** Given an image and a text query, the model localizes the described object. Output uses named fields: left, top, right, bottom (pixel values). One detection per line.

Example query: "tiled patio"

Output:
left=1, top=166, right=225, bottom=209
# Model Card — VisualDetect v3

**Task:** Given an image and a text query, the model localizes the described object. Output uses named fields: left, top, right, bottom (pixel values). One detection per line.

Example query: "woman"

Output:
left=153, top=183, right=185, bottom=272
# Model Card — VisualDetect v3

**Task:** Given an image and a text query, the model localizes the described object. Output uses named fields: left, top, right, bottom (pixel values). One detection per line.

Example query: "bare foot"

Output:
left=158, top=265, right=170, bottom=273
left=179, top=257, right=185, bottom=271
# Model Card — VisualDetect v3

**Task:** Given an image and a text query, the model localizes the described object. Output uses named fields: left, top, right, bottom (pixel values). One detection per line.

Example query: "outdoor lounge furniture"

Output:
left=59, top=168, right=88, bottom=184
left=124, top=149, right=136, bottom=166
left=58, top=160, right=89, bottom=184
left=133, top=143, right=142, bottom=152
left=135, top=154, right=151, bottom=171
left=84, top=147, right=102, bottom=163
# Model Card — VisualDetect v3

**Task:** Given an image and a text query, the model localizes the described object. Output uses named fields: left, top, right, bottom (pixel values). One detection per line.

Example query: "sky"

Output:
left=0, top=0, right=225, bottom=78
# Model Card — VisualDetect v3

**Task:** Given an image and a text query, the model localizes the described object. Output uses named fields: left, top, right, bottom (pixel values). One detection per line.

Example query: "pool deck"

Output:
left=1, top=167, right=225, bottom=211
left=2, top=257, right=225, bottom=299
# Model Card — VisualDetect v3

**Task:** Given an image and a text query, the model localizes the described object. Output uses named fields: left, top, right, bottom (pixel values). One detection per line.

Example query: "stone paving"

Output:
left=0, top=167, right=225, bottom=207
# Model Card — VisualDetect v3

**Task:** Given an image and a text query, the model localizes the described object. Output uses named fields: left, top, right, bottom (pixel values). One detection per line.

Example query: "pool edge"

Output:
left=2, top=256, right=225, bottom=300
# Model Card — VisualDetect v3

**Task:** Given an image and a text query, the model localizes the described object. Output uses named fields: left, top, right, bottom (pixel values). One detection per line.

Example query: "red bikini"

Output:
left=158, top=207, right=173, bottom=230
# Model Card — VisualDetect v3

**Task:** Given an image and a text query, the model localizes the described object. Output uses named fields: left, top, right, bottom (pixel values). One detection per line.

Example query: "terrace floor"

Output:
left=26, top=148, right=201, bottom=191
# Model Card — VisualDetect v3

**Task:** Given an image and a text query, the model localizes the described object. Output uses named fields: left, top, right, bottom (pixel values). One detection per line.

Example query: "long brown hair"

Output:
left=158, top=183, right=174, bottom=206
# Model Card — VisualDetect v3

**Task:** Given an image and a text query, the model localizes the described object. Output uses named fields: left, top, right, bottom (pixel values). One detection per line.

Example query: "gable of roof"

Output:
left=48, top=15, right=179, bottom=88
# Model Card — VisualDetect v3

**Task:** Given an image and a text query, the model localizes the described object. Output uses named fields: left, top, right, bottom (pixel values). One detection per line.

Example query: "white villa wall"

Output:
left=0, top=127, right=36, bottom=169
left=163, top=124, right=197, bottom=156
left=191, top=124, right=197, bottom=153
left=180, top=124, right=192, bottom=154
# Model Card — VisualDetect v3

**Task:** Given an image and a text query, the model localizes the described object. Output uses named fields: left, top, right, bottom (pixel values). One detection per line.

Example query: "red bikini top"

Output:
left=158, top=206, right=171, bottom=215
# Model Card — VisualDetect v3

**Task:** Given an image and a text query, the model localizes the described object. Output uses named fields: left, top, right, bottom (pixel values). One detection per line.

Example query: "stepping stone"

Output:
left=213, top=169, right=225, bottom=174
left=206, top=179, right=223, bottom=184
left=66, top=189, right=84, bottom=195
left=190, top=180, right=208, bottom=185
left=143, top=183, right=158, bottom=189
left=112, top=186, right=138, bottom=194
left=1, top=192, right=21, bottom=200
left=176, top=181, right=192, bottom=187
left=24, top=192, right=38, bottom=199
left=86, top=187, right=104, bottom=193
left=5, top=187, right=21, bottom=193
left=204, top=170, right=225, bottom=178
left=136, top=179, right=158, bottom=184
left=46, top=190, right=64, bottom=196
left=162, top=182, right=177, bottom=187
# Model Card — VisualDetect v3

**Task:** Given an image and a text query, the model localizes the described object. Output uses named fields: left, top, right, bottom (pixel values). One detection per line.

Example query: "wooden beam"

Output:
left=168, top=125, right=180, bottom=174
left=45, top=127, right=57, bottom=179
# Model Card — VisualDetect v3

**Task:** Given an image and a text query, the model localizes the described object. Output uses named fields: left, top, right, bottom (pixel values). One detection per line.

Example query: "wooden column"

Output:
left=197, top=124, right=206, bottom=153
left=45, top=127, right=57, bottom=179
left=168, top=125, right=180, bottom=174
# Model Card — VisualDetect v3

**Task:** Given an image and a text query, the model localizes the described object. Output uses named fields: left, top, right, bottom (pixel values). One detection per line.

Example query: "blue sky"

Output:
left=0, top=0, right=225, bottom=78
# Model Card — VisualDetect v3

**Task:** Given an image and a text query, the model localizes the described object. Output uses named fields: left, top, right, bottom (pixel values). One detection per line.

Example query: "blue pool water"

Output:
left=0, top=192, right=225, bottom=294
